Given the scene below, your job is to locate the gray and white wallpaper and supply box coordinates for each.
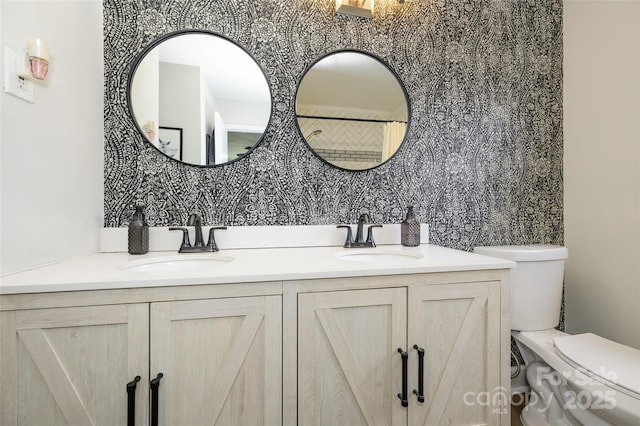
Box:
[104,0,564,252]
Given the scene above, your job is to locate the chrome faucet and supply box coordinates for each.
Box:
[169,213,227,253]
[187,213,204,247]
[337,213,382,248]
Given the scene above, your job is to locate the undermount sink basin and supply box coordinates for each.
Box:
[121,254,234,272]
[335,249,424,264]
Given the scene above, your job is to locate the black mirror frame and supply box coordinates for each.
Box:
[126,29,273,168]
[294,49,411,172]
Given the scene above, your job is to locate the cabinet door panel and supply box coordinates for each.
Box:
[1,304,149,426]
[408,282,502,426]
[151,295,282,426]
[298,288,407,426]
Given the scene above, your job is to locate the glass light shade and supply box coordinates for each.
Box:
[29,57,49,80]
[27,38,50,80]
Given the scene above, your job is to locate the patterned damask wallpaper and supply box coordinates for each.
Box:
[104,0,564,251]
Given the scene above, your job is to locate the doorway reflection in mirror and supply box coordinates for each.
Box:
[129,31,271,166]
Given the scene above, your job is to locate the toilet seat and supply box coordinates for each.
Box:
[514,330,640,425]
[553,333,640,399]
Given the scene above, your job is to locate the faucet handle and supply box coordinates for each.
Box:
[206,226,227,252]
[169,227,191,252]
[337,225,354,248]
[186,214,205,247]
[366,224,383,247]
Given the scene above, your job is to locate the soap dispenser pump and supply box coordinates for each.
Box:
[401,206,420,247]
[128,205,149,255]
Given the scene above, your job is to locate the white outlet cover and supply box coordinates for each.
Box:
[3,46,34,103]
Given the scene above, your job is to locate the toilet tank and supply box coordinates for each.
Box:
[474,245,569,331]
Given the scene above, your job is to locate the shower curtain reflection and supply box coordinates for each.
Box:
[382,121,406,161]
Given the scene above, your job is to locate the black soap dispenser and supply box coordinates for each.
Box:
[128,205,149,255]
[401,206,420,247]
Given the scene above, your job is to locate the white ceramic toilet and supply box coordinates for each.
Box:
[473,245,640,426]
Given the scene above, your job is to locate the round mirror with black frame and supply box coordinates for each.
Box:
[128,30,272,167]
[295,50,410,171]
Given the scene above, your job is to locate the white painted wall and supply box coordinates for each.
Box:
[564,0,640,349]
[0,1,103,275]
[131,48,159,147]
[159,62,201,164]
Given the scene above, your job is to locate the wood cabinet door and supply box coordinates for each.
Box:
[407,281,503,426]
[298,288,408,426]
[150,295,282,426]
[0,304,149,426]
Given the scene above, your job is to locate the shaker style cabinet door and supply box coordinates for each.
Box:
[407,281,503,426]
[150,295,282,426]
[0,304,150,426]
[297,288,408,426]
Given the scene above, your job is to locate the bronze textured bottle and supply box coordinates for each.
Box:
[128,205,149,254]
[401,206,420,247]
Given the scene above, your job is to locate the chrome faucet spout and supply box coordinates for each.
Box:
[355,213,370,243]
[170,213,227,253]
[337,213,380,248]
[187,213,204,247]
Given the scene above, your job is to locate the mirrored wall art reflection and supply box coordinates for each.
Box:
[158,126,182,160]
[128,30,272,166]
[295,50,410,171]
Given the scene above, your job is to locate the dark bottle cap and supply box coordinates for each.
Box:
[131,205,147,224]
[405,206,415,220]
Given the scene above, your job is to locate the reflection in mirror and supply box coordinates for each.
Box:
[296,51,409,170]
[129,31,271,166]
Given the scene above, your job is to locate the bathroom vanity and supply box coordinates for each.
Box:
[0,241,513,425]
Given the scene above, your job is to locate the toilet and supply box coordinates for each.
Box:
[473,245,640,426]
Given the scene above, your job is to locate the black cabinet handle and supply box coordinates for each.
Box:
[126,376,141,426]
[413,345,425,403]
[150,373,164,426]
[397,348,409,407]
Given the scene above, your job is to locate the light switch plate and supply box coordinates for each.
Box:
[3,46,34,103]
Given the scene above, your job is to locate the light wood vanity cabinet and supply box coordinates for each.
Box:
[297,287,408,425]
[1,268,508,426]
[1,287,282,426]
[289,272,509,426]
[1,303,150,425]
[151,296,282,425]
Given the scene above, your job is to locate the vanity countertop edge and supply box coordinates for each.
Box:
[0,244,515,295]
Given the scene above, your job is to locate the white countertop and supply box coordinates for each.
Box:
[0,244,514,295]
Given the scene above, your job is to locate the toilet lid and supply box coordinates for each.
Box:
[554,333,640,399]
